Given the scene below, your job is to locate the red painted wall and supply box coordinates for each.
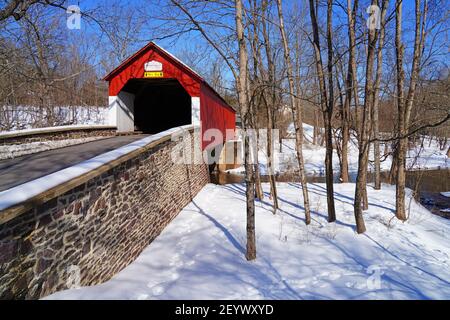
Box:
[105,43,236,150]
[107,47,201,97]
[200,84,236,149]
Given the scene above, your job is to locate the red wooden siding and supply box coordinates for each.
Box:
[104,42,236,150]
[106,44,201,97]
[200,84,236,149]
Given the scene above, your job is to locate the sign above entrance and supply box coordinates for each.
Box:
[144,71,164,78]
[144,60,163,72]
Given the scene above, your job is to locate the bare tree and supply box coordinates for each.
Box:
[347,0,362,140]
[170,0,257,260]
[236,0,256,260]
[394,0,428,220]
[354,0,383,234]
[372,0,389,190]
[251,0,279,211]
[276,0,311,224]
[247,0,264,201]
[340,0,360,183]
[308,0,336,222]
[0,0,61,21]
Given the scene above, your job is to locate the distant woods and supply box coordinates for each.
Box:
[0,0,163,129]
[0,3,109,111]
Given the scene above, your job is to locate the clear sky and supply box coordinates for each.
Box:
[8,0,444,81]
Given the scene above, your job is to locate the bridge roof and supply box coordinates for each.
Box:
[103,42,234,112]
[103,42,202,82]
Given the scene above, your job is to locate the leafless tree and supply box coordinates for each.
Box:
[169,0,257,260]
[308,0,336,222]
[276,0,311,224]
[372,0,389,190]
[353,0,383,234]
[394,0,428,221]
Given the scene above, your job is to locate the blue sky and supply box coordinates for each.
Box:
[4,0,443,80]
[72,0,437,62]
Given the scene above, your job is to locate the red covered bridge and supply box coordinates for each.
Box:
[104,42,236,149]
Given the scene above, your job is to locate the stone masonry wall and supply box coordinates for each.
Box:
[0,130,209,299]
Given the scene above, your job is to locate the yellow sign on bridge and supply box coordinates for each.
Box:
[144,71,164,78]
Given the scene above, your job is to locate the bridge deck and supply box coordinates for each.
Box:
[0,135,149,192]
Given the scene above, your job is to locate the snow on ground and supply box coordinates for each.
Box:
[277,135,448,174]
[0,136,107,160]
[229,123,449,176]
[441,192,450,198]
[0,105,108,132]
[46,182,450,300]
[0,124,114,137]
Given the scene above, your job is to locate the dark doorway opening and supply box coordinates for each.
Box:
[121,78,191,133]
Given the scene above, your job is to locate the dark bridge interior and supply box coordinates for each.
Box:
[122,78,191,133]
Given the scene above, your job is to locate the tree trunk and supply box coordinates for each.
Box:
[326,0,336,222]
[395,0,428,221]
[252,129,264,200]
[341,84,350,183]
[347,0,361,140]
[259,0,278,212]
[372,0,389,190]
[354,0,381,233]
[313,108,319,145]
[394,0,407,221]
[235,0,256,260]
[389,142,398,184]
[247,11,264,202]
[266,104,279,212]
[276,0,311,224]
[244,133,256,259]
[309,0,336,222]
[341,0,359,185]
[254,159,264,199]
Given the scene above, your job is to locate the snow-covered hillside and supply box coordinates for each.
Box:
[0,106,108,132]
[231,123,449,176]
[46,182,450,300]
[0,136,107,160]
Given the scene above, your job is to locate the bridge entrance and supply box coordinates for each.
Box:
[105,42,236,149]
[118,78,191,133]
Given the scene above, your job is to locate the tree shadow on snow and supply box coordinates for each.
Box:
[288,182,396,214]
[191,200,246,255]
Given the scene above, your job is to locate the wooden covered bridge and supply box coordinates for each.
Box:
[104,42,236,148]
[0,43,239,299]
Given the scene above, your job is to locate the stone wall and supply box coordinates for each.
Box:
[0,128,209,299]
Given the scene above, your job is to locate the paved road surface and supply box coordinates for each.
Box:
[0,135,149,192]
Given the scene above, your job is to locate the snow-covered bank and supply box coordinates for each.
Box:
[278,135,449,174]
[0,124,114,138]
[0,105,108,132]
[230,124,449,176]
[46,182,450,300]
[0,136,107,160]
